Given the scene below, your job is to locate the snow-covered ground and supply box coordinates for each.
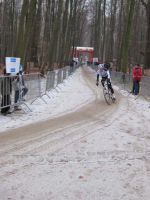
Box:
[0,69,94,133]
[0,67,150,200]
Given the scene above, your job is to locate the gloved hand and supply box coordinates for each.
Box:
[96,82,99,86]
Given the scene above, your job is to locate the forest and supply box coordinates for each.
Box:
[0,0,150,74]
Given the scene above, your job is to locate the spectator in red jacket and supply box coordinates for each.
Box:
[132,64,142,95]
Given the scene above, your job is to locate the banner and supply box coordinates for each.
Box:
[5,57,21,74]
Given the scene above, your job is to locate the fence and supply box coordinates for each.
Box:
[0,64,79,114]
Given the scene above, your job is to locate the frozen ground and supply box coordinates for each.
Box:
[0,66,150,200]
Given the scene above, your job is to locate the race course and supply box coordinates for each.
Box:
[0,67,149,200]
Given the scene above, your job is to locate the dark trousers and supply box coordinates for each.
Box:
[15,87,28,104]
[1,95,11,113]
[101,77,114,94]
[22,87,28,96]
[15,90,19,103]
[132,80,140,95]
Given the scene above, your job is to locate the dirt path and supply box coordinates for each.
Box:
[0,67,121,158]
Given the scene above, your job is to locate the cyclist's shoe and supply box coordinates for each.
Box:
[96,82,99,86]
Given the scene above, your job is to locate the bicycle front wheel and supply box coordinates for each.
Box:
[103,88,112,105]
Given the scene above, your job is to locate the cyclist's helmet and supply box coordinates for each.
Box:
[104,62,110,70]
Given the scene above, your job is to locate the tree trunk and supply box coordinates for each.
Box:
[145,0,150,68]
[107,0,117,62]
[102,0,106,61]
[120,0,135,73]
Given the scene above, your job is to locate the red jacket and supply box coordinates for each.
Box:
[133,66,142,81]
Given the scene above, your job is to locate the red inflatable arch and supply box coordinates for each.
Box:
[73,47,94,63]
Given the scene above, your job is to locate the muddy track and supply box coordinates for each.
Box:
[0,67,122,178]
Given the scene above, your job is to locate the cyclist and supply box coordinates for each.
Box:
[96,62,116,100]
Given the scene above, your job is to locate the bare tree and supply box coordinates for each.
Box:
[120,0,136,73]
[140,0,150,69]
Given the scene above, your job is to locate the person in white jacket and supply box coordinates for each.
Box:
[96,62,115,99]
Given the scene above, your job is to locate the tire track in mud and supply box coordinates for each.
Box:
[0,104,119,178]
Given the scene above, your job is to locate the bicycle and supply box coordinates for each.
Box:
[103,81,116,105]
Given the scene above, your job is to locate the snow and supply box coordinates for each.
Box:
[0,67,150,200]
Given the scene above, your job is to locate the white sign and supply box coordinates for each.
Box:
[5,57,21,74]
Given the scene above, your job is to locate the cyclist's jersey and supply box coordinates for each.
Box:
[97,64,110,79]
